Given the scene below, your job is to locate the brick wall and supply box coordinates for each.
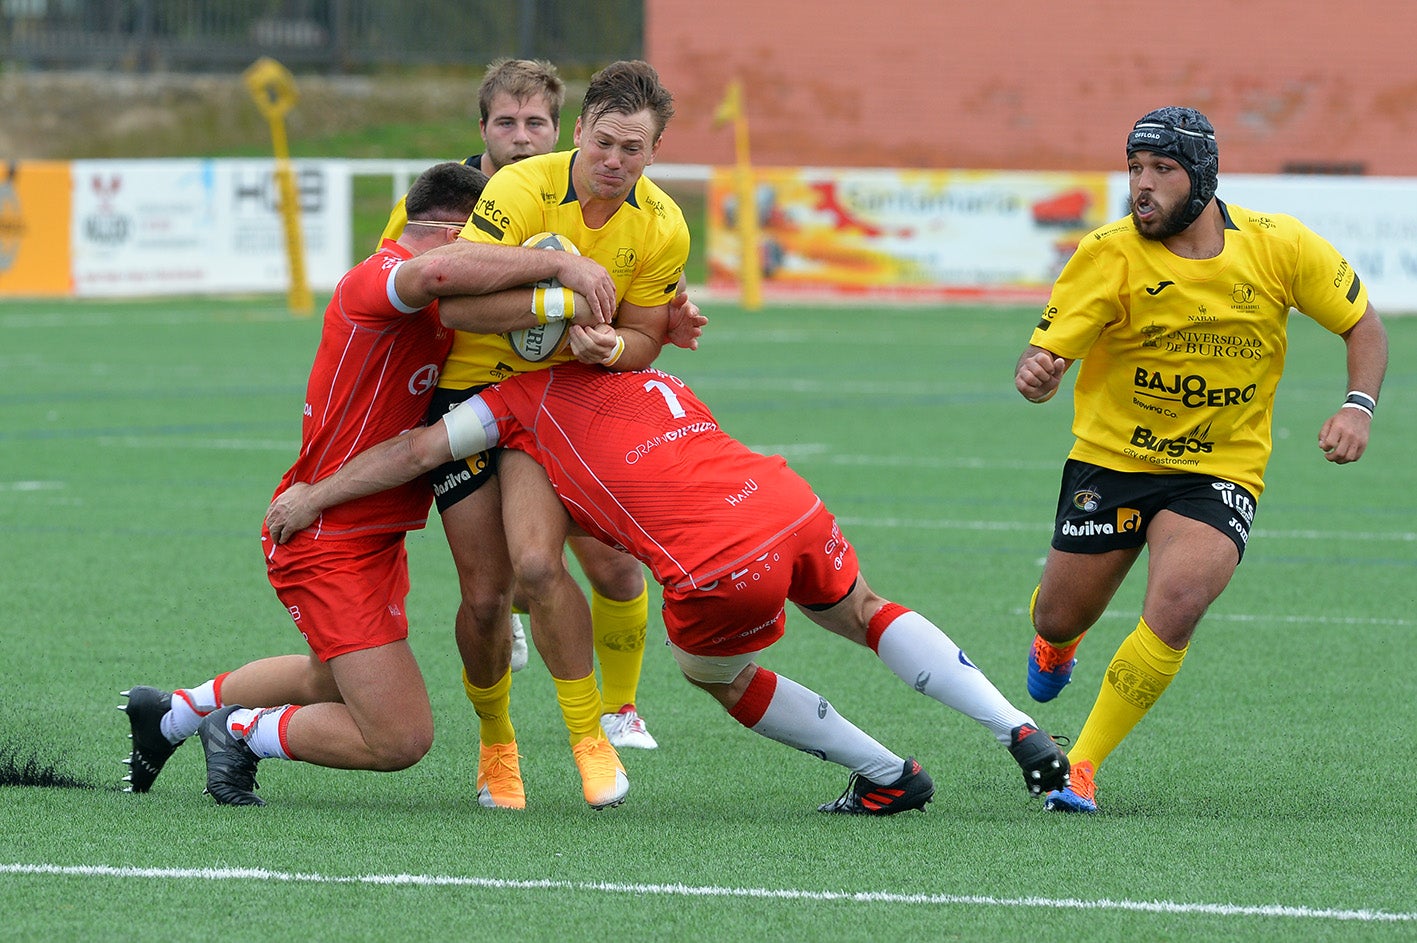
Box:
[647,0,1417,176]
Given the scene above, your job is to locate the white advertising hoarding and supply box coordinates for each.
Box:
[70,158,351,297]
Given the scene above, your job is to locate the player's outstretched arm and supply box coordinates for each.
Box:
[1015,345,1071,403]
[395,241,615,323]
[437,285,602,334]
[264,401,498,544]
[1317,305,1388,465]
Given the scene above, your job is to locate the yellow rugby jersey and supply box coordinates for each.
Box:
[442,149,689,387]
[1030,201,1367,496]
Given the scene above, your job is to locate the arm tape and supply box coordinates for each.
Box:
[532,286,573,324]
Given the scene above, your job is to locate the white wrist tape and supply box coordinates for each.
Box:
[532,286,573,324]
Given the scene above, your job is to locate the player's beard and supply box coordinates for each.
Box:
[1128,195,1192,241]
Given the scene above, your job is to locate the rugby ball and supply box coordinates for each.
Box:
[506,232,579,362]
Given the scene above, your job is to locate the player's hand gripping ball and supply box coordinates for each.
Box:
[506,232,579,362]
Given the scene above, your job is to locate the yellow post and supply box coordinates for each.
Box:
[714,80,761,310]
[242,57,313,316]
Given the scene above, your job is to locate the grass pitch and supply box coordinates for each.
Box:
[1,296,1413,941]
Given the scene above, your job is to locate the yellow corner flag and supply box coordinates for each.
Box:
[714,81,760,310]
[242,57,313,317]
[713,81,742,126]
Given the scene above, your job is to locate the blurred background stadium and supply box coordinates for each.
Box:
[4,0,1417,313]
[7,0,1417,172]
[2,0,1417,311]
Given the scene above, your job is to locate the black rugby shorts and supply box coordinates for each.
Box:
[425,385,498,513]
[1051,459,1257,561]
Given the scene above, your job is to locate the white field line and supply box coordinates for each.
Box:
[1,864,1413,924]
[752,443,1055,470]
[0,310,291,329]
[6,470,1414,549]
[92,436,297,451]
[41,436,1417,539]
[1006,608,1416,629]
[836,516,1417,544]
[0,481,66,492]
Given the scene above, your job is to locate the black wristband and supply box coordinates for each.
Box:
[1345,391,1376,414]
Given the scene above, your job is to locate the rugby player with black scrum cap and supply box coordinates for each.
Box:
[1013,106,1389,813]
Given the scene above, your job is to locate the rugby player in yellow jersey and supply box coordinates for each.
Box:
[429,59,691,809]
[1014,106,1389,813]
[381,60,702,810]
[382,61,565,705]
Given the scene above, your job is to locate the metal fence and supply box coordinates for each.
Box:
[0,0,642,72]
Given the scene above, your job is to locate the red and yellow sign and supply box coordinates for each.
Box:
[708,167,1111,303]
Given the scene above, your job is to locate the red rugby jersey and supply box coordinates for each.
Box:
[484,362,821,591]
[274,240,452,538]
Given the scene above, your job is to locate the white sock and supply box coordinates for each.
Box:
[733,669,903,784]
[873,607,1033,744]
[227,706,297,761]
[161,678,220,743]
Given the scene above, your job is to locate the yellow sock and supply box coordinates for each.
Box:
[553,672,605,745]
[592,584,649,714]
[1070,616,1187,770]
[463,667,515,745]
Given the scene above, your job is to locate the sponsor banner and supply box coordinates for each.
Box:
[0,161,73,296]
[1108,173,1417,313]
[708,167,1111,302]
[70,158,351,297]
